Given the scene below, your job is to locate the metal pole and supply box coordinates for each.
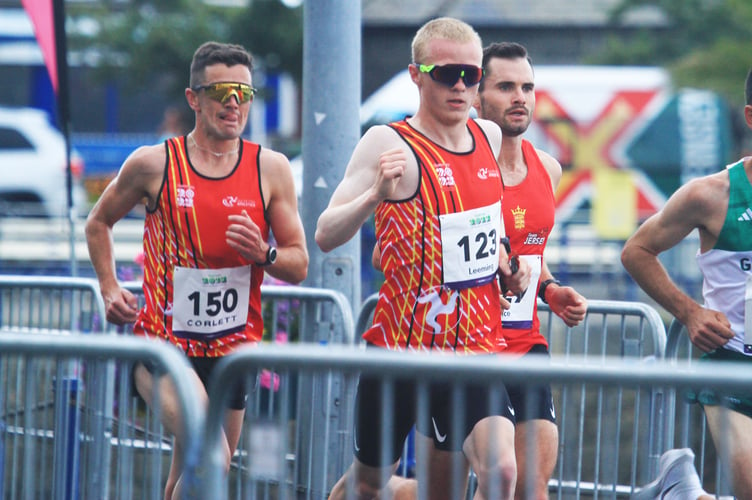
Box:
[299,0,361,496]
[0,357,4,498]
[300,0,362,307]
[52,0,77,276]
[53,373,81,500]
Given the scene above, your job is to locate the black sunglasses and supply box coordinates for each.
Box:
[416,63,484,87]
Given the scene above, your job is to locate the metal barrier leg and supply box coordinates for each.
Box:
[0,357,4,498]
[398,427,416,478]
[84,360,115,500]
[53,375,82,500]
[0,418,4,499]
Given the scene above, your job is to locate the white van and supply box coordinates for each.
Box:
[0,106,86,218]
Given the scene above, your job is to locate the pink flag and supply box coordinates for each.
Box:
[21,0,58,93]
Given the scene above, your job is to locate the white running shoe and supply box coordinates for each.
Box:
[631,448,697,500]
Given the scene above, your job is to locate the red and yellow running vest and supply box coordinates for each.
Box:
[364,119,505,354]
[133,136,267,357]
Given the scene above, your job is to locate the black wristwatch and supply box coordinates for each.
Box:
[538,278,561,304]
[259,245,277,266]
[499,236,519,274]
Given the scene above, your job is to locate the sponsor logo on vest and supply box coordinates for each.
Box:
[222,196,257,208]
[435,163,456,188]
[524,232,546,246]
[177,184,195,208]
[477,167,500,180]
[738,207,752,221]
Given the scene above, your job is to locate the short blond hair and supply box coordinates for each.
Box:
[411,17,482,64]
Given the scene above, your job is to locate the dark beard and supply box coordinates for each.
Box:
[500,124,527,137]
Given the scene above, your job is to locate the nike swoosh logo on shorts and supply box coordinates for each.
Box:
[661,481,679,498]
[432,417,447,443]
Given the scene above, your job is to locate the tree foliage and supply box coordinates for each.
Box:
[595,0,752,105]
[67,0,303,102]
[229,0,304,82]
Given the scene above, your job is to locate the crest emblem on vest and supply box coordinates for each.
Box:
[512,205,526,229]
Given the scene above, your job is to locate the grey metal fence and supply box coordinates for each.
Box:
[0,275,178,498]
[664,318,735,498]
[119,280,357,499]
[1,276,708,499]
[0,275,105,334]
[538,299,667,497]
[356,294,668,498]
[0,332,203,500]
[0,276,355,499]
[201,343,751,500]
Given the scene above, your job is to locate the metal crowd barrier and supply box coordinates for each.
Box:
[119,280,356,498]
[0,276,176,498]
[356,296,666,358]
[356,294,668,498]
[0,332,203,500]
[201,343,751,500]
[0,275,105,334]
[0,275,681,499]
[664,319,734,498]
[538,299,668,497]
[0,275,355,499]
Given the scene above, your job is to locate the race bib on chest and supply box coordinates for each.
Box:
[172,265,251,340]
[745,275,752,354]
[440,201,501,289]
[502,255,542,329]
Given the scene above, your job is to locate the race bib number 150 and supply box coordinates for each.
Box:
[172,265,251,340]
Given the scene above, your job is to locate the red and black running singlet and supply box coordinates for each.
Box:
[132,136,268,357]
[363,119,506,354]
[501,139,555,352]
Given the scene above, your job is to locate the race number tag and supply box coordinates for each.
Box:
[502,255,542,330]
[172,265,251,340]
[440,201,501,289]
[745,275,752,353]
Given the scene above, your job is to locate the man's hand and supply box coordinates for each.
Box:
[499,294,511,311]
[102,287,139,326]
[373,148,406,202]
[547,285,587,327]
[226,210,267,263]
[498,237,530,295]
[684,307,735,352]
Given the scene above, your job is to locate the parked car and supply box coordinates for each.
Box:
[0,106,86,218]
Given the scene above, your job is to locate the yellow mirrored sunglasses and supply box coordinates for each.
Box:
[192,82,257,104]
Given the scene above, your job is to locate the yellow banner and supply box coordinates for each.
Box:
[592,169,637,240]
